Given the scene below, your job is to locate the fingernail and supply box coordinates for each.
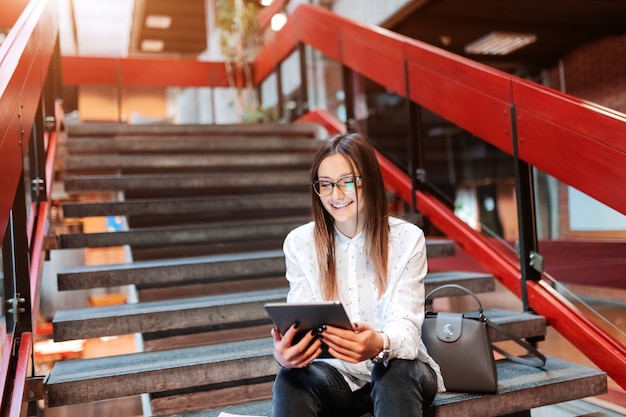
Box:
[294,321,300,329]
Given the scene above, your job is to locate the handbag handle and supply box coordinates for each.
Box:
[425,283,485,318]
[425,284,546,368]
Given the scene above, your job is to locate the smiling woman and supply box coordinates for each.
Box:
[269,132,444,417]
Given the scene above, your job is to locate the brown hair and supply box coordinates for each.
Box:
[310,133,390,300]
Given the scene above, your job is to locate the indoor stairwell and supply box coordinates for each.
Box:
[42,122,607,417]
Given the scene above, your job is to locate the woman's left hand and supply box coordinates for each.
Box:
[320,322,385,363]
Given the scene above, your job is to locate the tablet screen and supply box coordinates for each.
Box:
[264,302,352,358]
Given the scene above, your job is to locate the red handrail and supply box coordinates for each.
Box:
[8,333,32,417]
[297,108,626,389]
[376,149,626,389]
[0,0,59,236]
[0,0,59,413]
[61,56,234,88]
[253,4,626,216]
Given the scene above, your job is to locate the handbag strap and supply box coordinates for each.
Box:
[485,318,547,368]
[425,284,546,368]
[425,284,485,318]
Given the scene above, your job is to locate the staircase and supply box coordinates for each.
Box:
[43,122,607,417]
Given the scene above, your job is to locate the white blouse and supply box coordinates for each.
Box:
[283,216,445,392]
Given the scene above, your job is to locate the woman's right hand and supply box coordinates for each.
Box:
[272,324,323,368]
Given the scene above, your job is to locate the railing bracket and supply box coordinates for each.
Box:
[26,376,45,401]
[7,294,26,315]
[415,168,426,184]
[529,251,544,273]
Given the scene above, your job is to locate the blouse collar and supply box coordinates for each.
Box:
[335,226,366,251]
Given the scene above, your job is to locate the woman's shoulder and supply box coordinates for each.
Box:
[285,221,315,241]
[388,216,424,239]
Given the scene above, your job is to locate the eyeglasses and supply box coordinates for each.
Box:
[312,175,361,197]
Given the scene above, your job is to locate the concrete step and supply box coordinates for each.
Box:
[44,337,277,407]
[66,122,323,138]
[64,152,315,171]
[60,193,311,219]
[56,241,478,290]
[44,337,605,415]
[51,273,519,345]
[56,216,309,249]
[62,170,311,194]
[65,136,321,154]
[52,285,545,345]
[154,357,605,417]
[52,288,288,342]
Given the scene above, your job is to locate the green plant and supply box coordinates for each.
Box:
[216,0,262,122]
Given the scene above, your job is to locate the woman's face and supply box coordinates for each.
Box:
[316,153,365,238]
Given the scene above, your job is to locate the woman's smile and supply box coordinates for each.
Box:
[317,153,365,237]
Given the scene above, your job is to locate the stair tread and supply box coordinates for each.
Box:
[52,277,542,342]
[60,193,311,218]
[45,335,605,414]
[153,359,607,417]
[57,240,461,290]
[65,153,316,170]
[66,136,322,154]
[57,216,310,249]
[62,170,312,192]
[66,122,323,138]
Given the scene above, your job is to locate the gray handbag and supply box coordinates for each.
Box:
[422,284,546,393]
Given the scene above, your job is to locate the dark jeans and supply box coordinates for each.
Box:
[270,359,438,417]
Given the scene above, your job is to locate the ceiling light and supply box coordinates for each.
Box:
[271,13,287,31]
[141,39,164,52]
[464,31,537,56]
[145,15,172,29]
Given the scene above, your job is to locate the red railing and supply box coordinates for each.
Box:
[254,4,626,216]
[4,2,625,413]
[0,0,60,413]
[263,6,626,388]
[305,106,626,389]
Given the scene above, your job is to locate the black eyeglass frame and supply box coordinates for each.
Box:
[312,175,362,197]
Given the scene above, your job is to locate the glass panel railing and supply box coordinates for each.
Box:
[305,48,346,124]
[533,168,626,354]
[0,243,5,344]
[280,48,302,121]
[261,72,280,122]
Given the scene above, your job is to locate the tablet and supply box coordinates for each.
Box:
[264,301,352,358]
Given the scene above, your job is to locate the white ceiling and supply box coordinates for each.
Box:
[59,0,135,57]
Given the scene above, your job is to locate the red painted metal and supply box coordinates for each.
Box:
[0,0,29,27]
[376,152,626,389]
[512,79,626,214]
[296,110,346,135]
[259,0,291,30]
[253,3,626,215]
[8,332,32,417]
[61,56,234,88]
[29,201,48,327]
[0,333,14,408]
[0,0,58,249]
